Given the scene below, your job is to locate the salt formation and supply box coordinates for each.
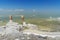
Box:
[0,16,24,40]
[27,23,38,29]
[0,15,38,40]
[0,15,60,40]
[6,16,23,32]
[21,15,27,26]
[21,15,38,29]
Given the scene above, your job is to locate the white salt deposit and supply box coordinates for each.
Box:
[0,20,23,36]
[6,20,23,31]
[0,20,60,40]
[23,22,27,26]
[27,23,38,29]
[6,20,18,26]
[22,22,38,29]
[15,38,19,40]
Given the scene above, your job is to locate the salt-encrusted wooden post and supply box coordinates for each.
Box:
[9,15,13,22]
[21,15,24,23]
[10,15,12,20]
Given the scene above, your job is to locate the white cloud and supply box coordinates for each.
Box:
[0,9,24,12]
[33,9,35,12]
[0,9,4,11]
[14,9,24,12]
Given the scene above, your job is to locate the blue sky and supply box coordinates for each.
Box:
[0,0,60,13]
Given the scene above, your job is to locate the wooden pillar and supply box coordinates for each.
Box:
[9,15,13,22]
[9,15,12,20]
[21,15,24,23]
